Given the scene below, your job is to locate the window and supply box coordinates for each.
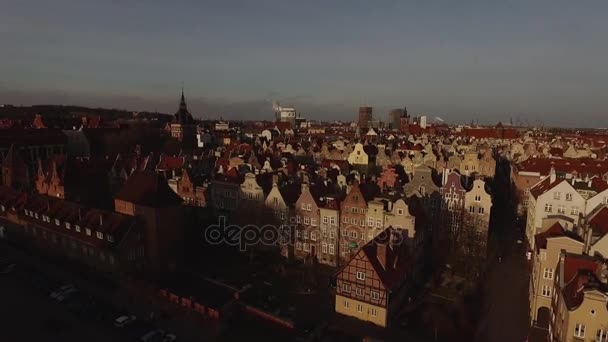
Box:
[65,222,71,229]
[574,323,585,338]
[356,271,365,280]
[376,219,382,228]
[469,206,475,213]
[54,219,60,226]
[397,208,404,215]
[356,304,363,313]
[304,216,310,225]
[554,192,561,200]
[479,207,485,214]
[542,285,551,297]
[323,216,329,224]
[107,235,114,243]
[475,195,481,202]
[570,207,579,215]
[303,230,309,239]
[296,230,301,238]
[356,288,363,296]
[419,186,426,195]
[566,193,573,201]
[343,284,351,292]
[596,329,607,342]
[322,243,327,253]
[310,231,317,241]
[75,225,81,233]
[329,244,334,255]
[303,243,309,252]
[306,204,312,211]
[544,204,553,213]
[311,218,317,226]
[329,231,335,239]
[350,230,357,238]
[343,216,348,223]
[370,308,377,317]
[343,300,349,309]
[85,228,92,236]
[301,203,306,210]
[296,242,302,250]
[367,218,374,227]
[557,206,565,214]
[371,291,379,300]
[543,267,554,280]
[330,216,336,225]
[96,232,104,240]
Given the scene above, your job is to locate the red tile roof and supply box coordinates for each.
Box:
[114,171,183,207]
[529,177,562,199]
[589,206,608,236]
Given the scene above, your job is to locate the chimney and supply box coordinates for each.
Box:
[99,213,103,226]
[377,243,388,270]
[78,207,82,221]
[549,167,556,184]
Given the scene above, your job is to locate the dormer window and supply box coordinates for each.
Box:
[85,228,92,236]
[75,225,81,233]
[54,219,60,226]
[34,213,39,219]
[107,235,114,243]
[96,232,104,240]
[65,222,71,230]
[0,205,5,212]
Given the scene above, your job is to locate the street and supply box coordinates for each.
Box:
[474,157,530,342]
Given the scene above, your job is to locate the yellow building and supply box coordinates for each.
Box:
[335,227,411,327]
[550,252,608,342]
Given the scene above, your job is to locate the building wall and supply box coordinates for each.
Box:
[529,237,584,324]
[318,207,339,266]
[335,294,387,327]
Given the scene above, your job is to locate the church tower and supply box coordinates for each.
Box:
[170,89,196,147]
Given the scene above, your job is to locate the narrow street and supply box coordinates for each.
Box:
[474,157,530,342]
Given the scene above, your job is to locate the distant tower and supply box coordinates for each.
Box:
[399,106,410,132]
[170,89,196,146]
[2,144,29,189]
[358,107,372,131]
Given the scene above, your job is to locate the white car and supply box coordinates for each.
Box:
[162,333,177,342]
[49,284,76,300]
[114,315,137,327]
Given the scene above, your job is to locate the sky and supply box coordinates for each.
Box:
[1,0,607,127]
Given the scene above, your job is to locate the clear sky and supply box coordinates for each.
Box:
[1,0,607,127]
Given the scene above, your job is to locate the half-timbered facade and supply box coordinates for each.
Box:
[335,227,411,327]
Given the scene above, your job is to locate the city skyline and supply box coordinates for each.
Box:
[2,0,608,127]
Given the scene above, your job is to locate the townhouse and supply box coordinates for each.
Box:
[335,227,411,327]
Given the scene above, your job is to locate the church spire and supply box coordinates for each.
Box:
[179,87,187,111]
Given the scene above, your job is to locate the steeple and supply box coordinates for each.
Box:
[179,87,188,112]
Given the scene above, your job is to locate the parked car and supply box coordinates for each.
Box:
[162,333,177,342]
[0,263,16,274]
[56,287,79,302]
[139,329,165,342]
[114,315,137,328]
[49,284,76,300]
